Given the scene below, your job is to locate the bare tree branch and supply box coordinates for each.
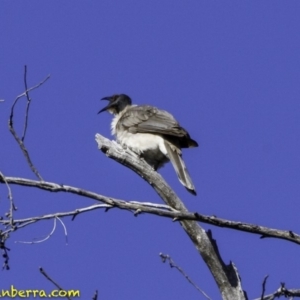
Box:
[0,175,299,246]
[160,253,211,299]
[0,235,10,270]
[260,275,269,300]
[92,290,98,300]
[39,267,72,300]
[56,217,68,244]
[95,134,246,300]
[254,282,300,300]
[8,66,50,181]
[17,218,57,244]
[0,171,16,227]
[22,65,32,141]
[16,217,67,244]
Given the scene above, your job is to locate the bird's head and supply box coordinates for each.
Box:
[98,94,132,115]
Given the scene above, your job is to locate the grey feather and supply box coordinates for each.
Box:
[118,105,198,148]
[164,141,196,195]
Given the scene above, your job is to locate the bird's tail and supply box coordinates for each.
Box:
[164,141,197,195]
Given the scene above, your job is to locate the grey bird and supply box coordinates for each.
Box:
[98,94,198,195]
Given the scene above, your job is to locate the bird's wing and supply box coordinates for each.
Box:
[118,105,187,137]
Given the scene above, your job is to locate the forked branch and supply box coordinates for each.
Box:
[8,65,50,181]
[1,175,298,246]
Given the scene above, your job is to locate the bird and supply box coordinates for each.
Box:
[98,94,198,195]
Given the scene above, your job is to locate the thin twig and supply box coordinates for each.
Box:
[39,267,72,300]
[92,290,98,300]
[13,220,37,233]
[16,218,57,244]
[22,65,31,141]
[56,217,68,245]
[261,275,269,300]
[1,204,111,235]
[0,171,16,227]
[8,66,50,181]
[159,253,211,300]
[0,234,10,270]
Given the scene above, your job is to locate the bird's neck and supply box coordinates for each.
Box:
[110,105,130,136]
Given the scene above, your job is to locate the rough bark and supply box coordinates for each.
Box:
[95,133,246,300]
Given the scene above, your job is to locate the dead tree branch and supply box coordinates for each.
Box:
[8,66,50,181]
[0,175,299,246]
[95,134,246,300]
[92,290,98,300]
[0,171,16,227]
[39,267,72,300]
[0,236,10,270]
[160,253,211,299]
[260,275,269,300]
[254,282,300,300]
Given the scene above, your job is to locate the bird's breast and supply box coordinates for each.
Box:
[111,111,169,169]
[115,129,169,169]
[117,131,167,154]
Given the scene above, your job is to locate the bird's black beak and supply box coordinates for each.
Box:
[98,96,113,114]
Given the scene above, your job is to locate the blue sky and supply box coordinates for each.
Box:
[1,1,300,299]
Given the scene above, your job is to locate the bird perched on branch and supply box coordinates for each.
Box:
[98,94,198,195]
